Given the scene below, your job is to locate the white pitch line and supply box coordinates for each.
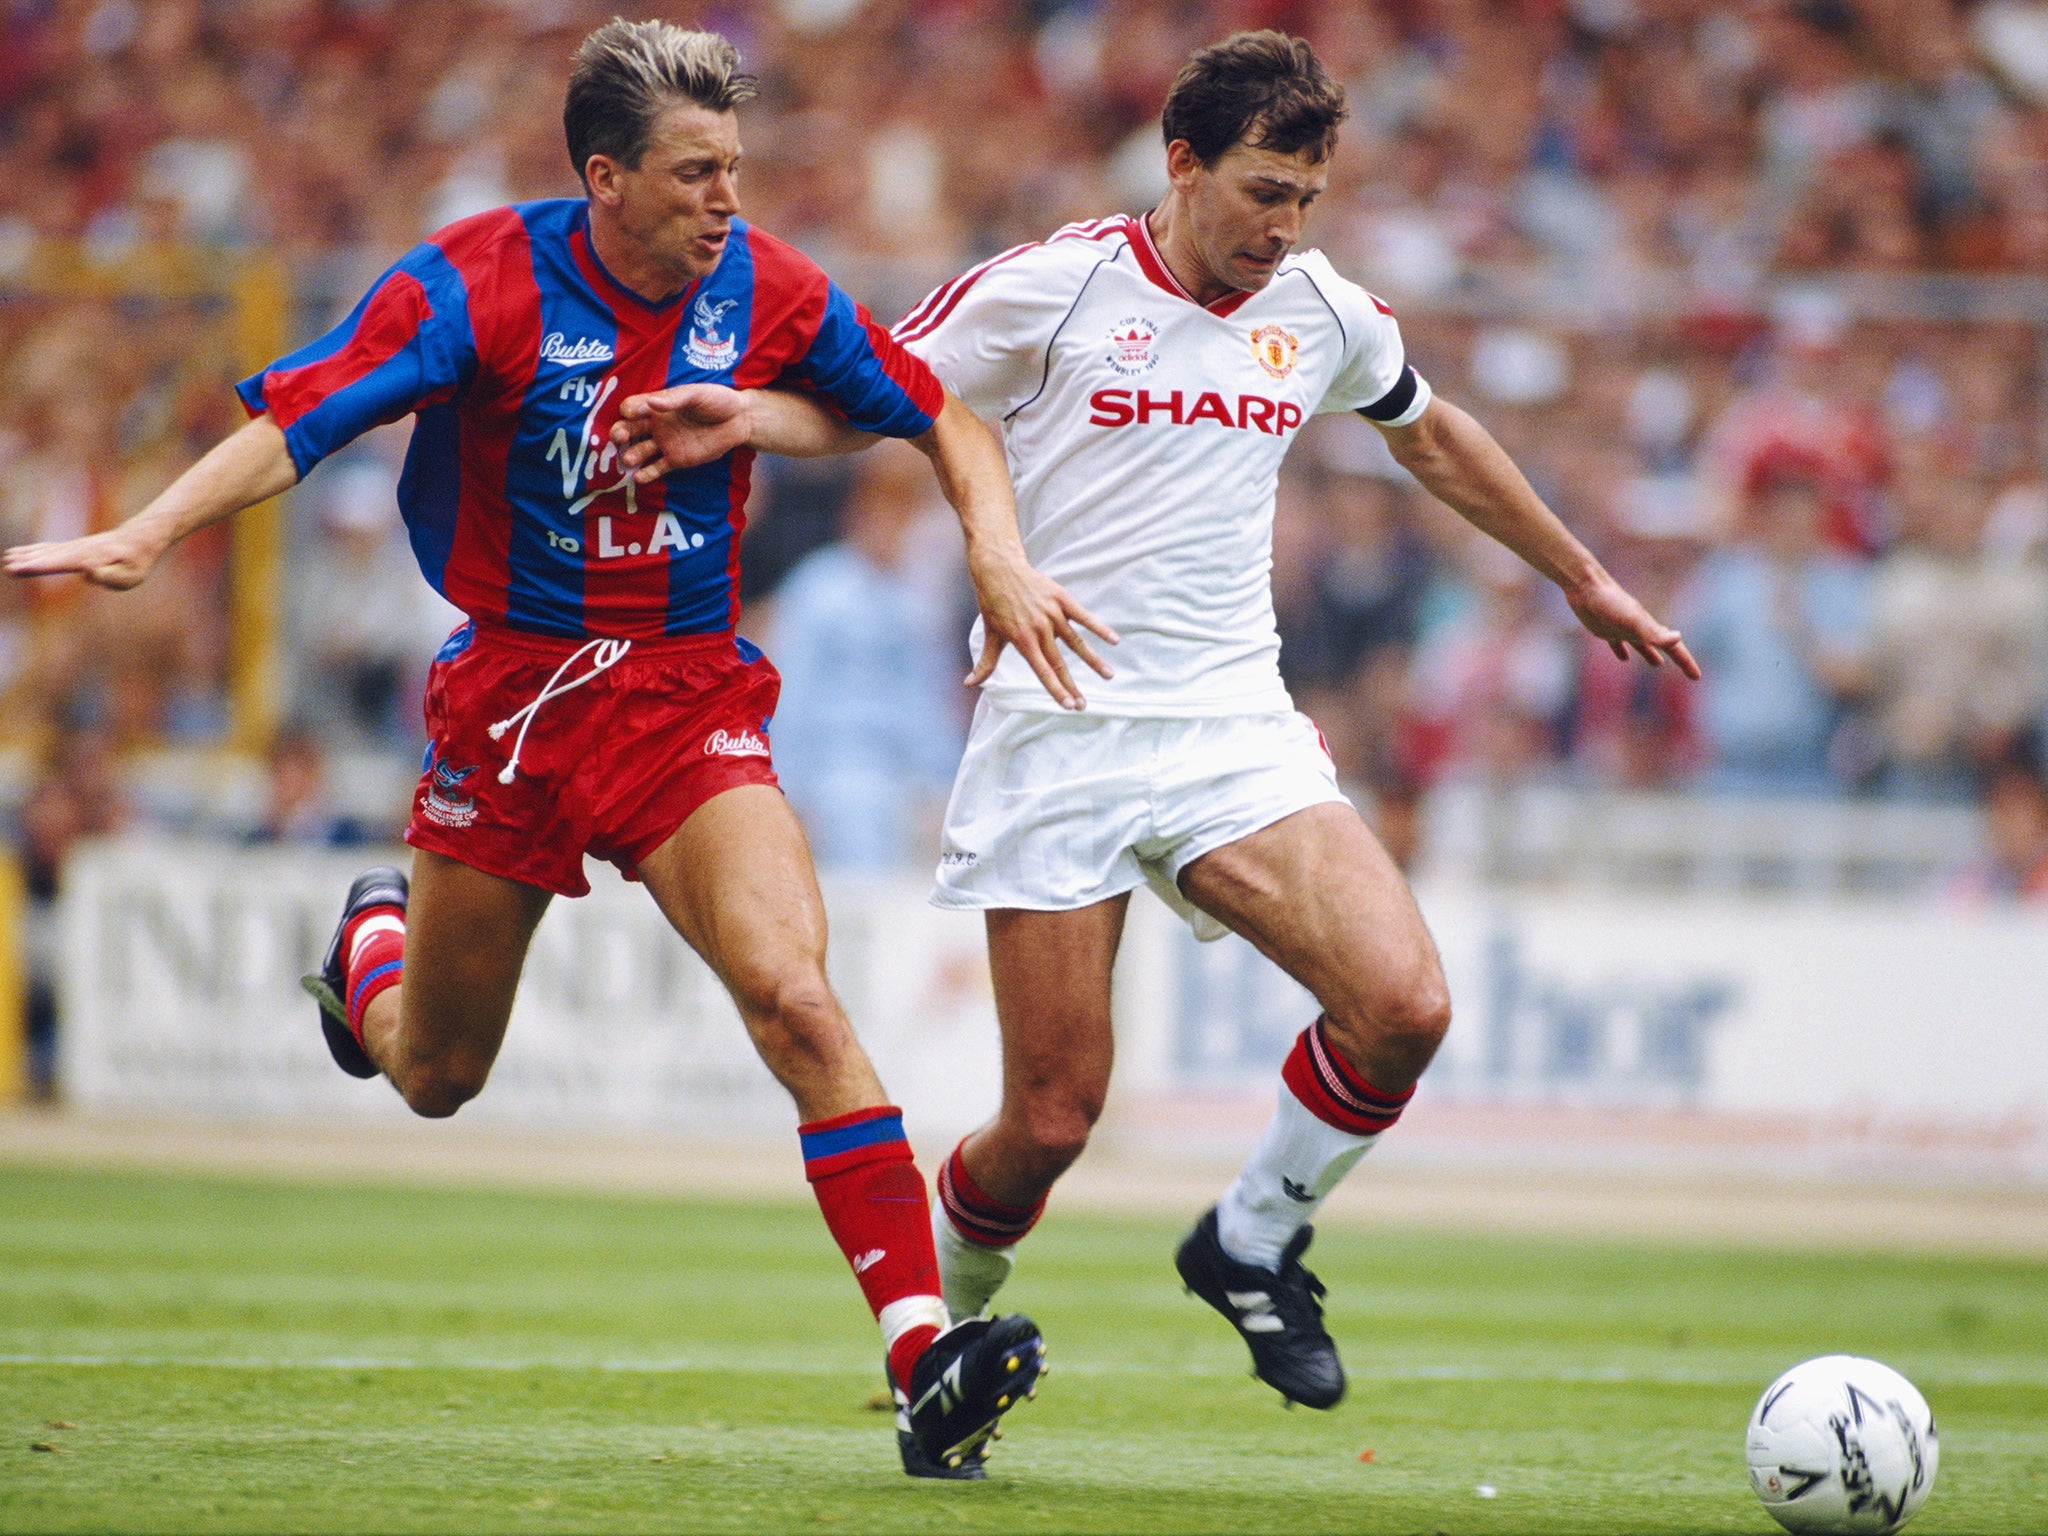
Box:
[4,1354,2046,1387]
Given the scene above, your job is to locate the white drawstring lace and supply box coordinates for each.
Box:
[486,638,632,783]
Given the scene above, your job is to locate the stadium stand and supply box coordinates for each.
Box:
[1,0,2043,904]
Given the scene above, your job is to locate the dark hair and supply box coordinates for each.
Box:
[1160,31,1346,168]
[564,19,758,188]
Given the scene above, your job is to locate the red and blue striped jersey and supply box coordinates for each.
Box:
[237,199,942,640]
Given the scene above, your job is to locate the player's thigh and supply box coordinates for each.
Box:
[1177,801,1443,1022]
[635,783,832,1012]
[398,848,554,1068]
[984,898,1126,1107]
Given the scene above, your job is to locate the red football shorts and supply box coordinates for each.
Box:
[404,621,782,897]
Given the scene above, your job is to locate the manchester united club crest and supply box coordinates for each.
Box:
[1106,316,1161,376]
[1250,323,1299,380]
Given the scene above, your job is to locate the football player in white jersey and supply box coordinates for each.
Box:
[611,31,1697,1416]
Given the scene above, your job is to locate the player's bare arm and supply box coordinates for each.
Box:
[1377,396,1702,679]
[3,413,297,589]
[613,381,1119,710]
[913,391,1118,707]
[614,381,867,468]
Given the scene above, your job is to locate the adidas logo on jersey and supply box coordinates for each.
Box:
[1105,316,1161,376]
[1088,388,1305,436]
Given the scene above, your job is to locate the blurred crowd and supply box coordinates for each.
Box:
[1,0,2046,918]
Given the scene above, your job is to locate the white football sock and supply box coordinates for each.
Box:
[931,1195,1016,1321]
[1214,1087,1379,1270]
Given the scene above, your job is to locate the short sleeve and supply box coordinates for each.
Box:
[787,281,942,439]
[895,244,1086,421]
[237,243,478,479]
[1302,258,1431,427]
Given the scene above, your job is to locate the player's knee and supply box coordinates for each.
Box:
[1377,971,1452,1065]
[398,1058,488,1118]
[739,969,848,1066]
[1327,968,1451,1078]
[1016,1085,1105,1172]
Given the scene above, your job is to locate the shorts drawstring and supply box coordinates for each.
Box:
[487,638,632,783]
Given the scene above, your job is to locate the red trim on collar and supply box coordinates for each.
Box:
[570,224,698,318]
[1128,213,1257,318]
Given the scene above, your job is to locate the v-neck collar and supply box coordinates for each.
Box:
[1128,211,1257,319]
[570,205,703,317]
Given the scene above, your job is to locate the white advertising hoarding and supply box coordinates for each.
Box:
[54,840,2048,1178]
[56,840,1003,1139]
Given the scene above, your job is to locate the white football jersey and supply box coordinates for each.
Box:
[896,212,1430,716]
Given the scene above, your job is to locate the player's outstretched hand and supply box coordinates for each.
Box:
[611,384,753,483]
[966,545,1118,710]
[1566,568,1701,679]
[4,525,166,590]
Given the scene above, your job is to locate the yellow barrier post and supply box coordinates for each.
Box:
[228,253,291,755]
[0,850,24,1103]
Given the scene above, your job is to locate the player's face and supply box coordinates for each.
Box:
[588,102,743,288]
[1168,138,1328,293]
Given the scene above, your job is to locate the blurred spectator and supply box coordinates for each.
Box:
[247,728,373,847]
[1570,486,1709,788]
[1951,737,2048,902]
[1680,473,1874,794]
[765,440,968,869]
[13,723,128,1100]
[1866,442,2048,799]
[1404,546,1577,788]
[1280,464,1431,789]
[1696,294,1893,554]
[289,432,461,747]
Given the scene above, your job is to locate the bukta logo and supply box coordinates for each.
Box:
[705,728,770,757]
[1106,316,1161,376]
[540,332,614,366]
[1249,324,1298,380]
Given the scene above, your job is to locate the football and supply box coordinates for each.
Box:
[1746,1355,1939,1534]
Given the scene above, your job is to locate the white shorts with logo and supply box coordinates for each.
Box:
[932,701,1348,940]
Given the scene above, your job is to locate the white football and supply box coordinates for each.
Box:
[1746,1355,1939,1534]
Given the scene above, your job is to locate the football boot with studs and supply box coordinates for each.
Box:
[903,1314,1045,1472]
[1176,1205,1345,1409]
[891,1371,984,1480]
[300,866,408,1079]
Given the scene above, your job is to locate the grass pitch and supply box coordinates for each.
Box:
[2,1163,2045,1534]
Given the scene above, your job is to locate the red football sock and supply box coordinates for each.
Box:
[342,904,406,1048]
[938,1139,1046,1248]
[799,1106,948,1392]
[1281,1016,1414,1134]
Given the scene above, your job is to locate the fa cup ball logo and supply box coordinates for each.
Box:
[1106,317,1160,377]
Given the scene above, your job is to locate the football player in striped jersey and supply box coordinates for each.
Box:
[3,18,1108,1477]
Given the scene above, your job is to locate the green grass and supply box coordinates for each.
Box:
[2,1164,2044,1533]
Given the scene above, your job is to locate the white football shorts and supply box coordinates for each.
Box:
[932,701,1349,940]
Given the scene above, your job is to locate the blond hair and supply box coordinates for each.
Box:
[564,19,758,187]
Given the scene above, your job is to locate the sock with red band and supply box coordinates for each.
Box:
[931,1140,1046,1320]
[342,905,406,1050]
[1216,1017,1415,1269]
[799,1106,948,1392]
